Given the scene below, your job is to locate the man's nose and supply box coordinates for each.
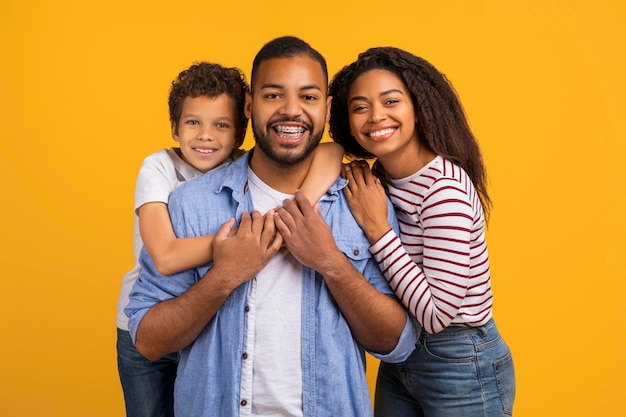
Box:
[278,95,302,117]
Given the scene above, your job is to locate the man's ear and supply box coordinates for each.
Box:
[171,121,179,141]
[325,95,332,123]
[244,92,252,119]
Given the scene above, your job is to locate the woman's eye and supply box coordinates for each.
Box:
[186,120,199,125]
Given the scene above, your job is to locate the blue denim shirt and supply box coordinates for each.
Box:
[126,152,417,417]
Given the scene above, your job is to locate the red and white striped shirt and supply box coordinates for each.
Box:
[370,156,493,334]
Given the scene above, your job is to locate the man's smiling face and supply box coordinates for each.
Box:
[247,55,331,165]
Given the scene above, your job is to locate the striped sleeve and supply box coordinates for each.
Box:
[370,177,474,334]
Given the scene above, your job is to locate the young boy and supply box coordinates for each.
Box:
[115,61,343,417]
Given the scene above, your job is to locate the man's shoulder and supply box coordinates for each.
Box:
[173,167,226,198]
[170,157,246,204]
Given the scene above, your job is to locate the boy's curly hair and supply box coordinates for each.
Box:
[169,62,249,146]
[329,47,491,218]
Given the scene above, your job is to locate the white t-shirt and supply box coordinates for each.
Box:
[115,148,230,330]
[241,167,303,417]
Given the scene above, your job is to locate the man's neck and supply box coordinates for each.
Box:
[248,148,312,194]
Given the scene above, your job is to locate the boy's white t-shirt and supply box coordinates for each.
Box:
[243,167,304,417]
[115,148,230,330]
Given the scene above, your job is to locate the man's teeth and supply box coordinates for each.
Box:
[275,125,305,139]
[369,128,394,138]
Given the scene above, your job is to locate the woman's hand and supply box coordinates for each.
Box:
[342,161,392,244]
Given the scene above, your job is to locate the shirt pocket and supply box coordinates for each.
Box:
[335,238,372,272]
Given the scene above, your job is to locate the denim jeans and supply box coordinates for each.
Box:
[374,319,515,417]
[116,328,179,417]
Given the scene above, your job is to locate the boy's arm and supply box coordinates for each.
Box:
[132,211,283,360]
[139,202,215,275]
[299,142,344,203]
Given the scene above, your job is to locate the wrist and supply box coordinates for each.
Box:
[364,223,392,244]
[313,247,350,279]
[201,264,241,297]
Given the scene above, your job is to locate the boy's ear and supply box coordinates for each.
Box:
[244,92,252,119]
[171,121,179,141]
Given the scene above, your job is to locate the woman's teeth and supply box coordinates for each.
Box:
[368,128,394,138]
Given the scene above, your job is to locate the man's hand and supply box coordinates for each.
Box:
[274,190,407,354]
[273,191,341,274]
[213,210,283,291]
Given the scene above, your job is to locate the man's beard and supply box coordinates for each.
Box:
[251,117,324,166]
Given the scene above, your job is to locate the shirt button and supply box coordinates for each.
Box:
[245,305,250,312]
[241,400,247,406]
[242,353,248,359]
[353,249,360,256]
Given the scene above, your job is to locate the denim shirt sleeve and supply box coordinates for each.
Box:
[125,246,199,344]
[124,157,245,345]
[323,181,418,364]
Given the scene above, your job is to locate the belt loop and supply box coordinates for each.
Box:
[478,326,487,339]
[416,329,425,347]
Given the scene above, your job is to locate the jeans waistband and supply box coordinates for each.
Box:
[420,318,496,340]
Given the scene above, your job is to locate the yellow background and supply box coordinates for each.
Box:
[1,1,624,416]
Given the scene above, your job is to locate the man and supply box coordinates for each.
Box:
[126,36,417,417]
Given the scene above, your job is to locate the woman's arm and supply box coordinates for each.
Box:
[342,162,474,334]
[138,202,215,275]
[299,142,344,203]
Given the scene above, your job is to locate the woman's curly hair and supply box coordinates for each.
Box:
[329,47,492,218]
[168,62,249,147]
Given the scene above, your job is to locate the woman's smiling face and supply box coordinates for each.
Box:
[347,69,419,160]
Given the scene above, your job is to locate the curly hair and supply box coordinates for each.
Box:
[329,47,491,218]
[168,62,249,146]
[250,36,328,92]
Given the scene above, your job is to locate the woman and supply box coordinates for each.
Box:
[329,47,516,417]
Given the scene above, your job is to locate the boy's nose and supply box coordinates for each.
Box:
[198,128,214,140]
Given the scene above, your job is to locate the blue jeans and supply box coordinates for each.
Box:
[116,328,179,417]
[374,319,515,417]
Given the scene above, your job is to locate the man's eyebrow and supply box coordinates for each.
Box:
[260,83,284,90]
[260,83,323,91]
[299,84,323,92]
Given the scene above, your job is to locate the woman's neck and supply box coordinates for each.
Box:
[379,139,436,179]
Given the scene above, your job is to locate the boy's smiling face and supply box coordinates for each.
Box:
[172,94,239,173]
